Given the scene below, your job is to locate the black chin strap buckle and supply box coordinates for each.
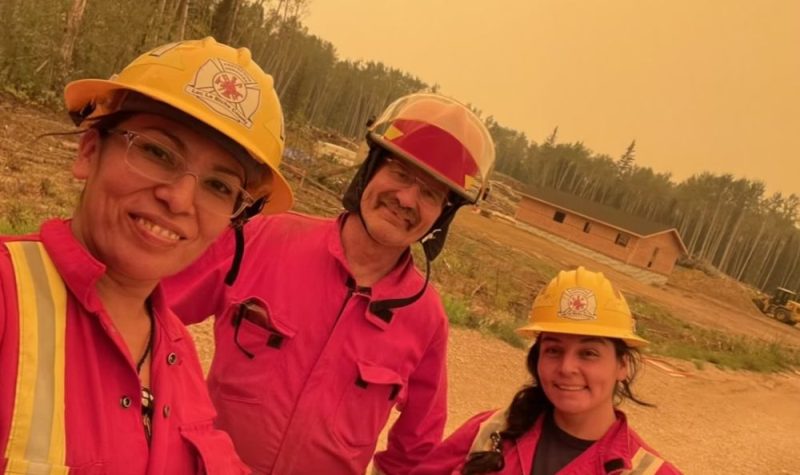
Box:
[367,253,432,324]
[421,228,441,244]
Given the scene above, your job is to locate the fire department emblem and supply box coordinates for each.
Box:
[558,288,598,321]
[186,58,260,128]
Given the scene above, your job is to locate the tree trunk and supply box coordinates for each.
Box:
[57,0,89,87]
[718,210,746,272]
[147,0,169,46]
[176,0,190,40]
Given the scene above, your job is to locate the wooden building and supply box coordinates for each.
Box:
[515,188,687,276]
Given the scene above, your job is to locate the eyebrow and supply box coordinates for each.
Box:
[139,126,246,182]
[397,161,448,194]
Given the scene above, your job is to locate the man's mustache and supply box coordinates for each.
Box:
[378,194,420,228]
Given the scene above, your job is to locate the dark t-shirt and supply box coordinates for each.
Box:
[532,412,595,475]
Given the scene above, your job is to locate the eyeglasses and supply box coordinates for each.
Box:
[107,129,254,218]
[382,157,449,207]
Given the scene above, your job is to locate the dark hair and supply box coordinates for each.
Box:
[462,336,651,474]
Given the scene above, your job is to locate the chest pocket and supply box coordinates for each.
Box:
[228,298,296,360]
[3,241,74,473]
[333,362,406,447]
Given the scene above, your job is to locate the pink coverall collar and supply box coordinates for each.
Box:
[39,218,185,342]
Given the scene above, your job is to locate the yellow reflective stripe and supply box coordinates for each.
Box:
[621,447,664,475]
[38,243,67,471]
[4,241,68,474]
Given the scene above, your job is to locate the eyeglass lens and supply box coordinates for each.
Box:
[385,158,447,206]
[118,130,250,217]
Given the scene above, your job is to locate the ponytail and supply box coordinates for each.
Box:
[462,342,552,474]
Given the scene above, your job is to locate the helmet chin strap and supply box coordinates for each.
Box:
[366,197,466,322]
[341,141,476,322]
[368,251,432,323]
[224,197,266,286]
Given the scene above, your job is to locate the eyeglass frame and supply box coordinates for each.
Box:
[101,128,255,218]
[380,156,451,208]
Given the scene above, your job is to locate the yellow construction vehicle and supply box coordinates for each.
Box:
[753,287,800,325]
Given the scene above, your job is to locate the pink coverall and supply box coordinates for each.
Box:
[410,410,682,475]
[164,212,449,474]
[0,219,248,474]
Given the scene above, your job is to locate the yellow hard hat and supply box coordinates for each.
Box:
[517,267,649,348]
[368,93,495,204]
[64,37,293,214]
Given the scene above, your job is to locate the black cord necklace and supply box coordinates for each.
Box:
[137,304,155,442]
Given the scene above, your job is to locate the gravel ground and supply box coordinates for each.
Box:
[191,323,800,474]
[375,327,800,474]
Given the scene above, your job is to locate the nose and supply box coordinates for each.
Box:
[154,173,198,214]
[395,181,422,208]
[557,352,580,375]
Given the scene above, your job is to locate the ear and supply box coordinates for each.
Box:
[73,129,101,179]
[616,353,630,382]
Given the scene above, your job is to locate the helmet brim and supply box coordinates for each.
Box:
[516,322,650,349]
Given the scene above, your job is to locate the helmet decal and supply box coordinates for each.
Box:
[558,287,598,321]
[384,124,404,141]
[185,58,261,128]
[147,41,181,57]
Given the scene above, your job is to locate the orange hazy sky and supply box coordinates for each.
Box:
[305,1,800,196]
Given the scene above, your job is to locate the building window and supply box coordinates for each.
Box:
[583,221,592,233]
[553,211,566,223]
[615,233,630,247]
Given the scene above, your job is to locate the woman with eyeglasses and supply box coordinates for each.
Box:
[410,267,682,475]
[0,38,292,474]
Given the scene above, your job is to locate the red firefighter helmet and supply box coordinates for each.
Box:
[367,93,495,204]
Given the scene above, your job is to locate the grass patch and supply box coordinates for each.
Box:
[0,216,37,235]
[442,292,527,348]
[484,318,527,348]
[442,293,480,328]
[629,296,800,372]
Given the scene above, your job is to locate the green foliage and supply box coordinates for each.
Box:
[629,296,800,373]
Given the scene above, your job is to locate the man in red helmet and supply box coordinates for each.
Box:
[164,93,496,474]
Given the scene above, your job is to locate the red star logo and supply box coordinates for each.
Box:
[569,296,586,311]
[215,74,243,101]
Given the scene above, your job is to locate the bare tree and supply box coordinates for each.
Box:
[57,0,89,86]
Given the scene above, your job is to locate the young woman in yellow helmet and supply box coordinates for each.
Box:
[0,38,292,474]
[411,267,682,475]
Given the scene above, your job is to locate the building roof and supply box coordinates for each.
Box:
[518,187,688,253]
